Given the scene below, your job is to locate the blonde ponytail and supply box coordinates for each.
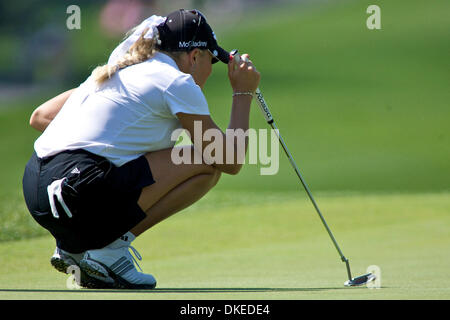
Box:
[92,27,157,86]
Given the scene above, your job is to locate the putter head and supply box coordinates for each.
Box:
[344,273,376,287]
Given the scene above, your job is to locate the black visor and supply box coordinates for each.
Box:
[156,9,230,64]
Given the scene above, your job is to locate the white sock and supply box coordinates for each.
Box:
[120,231,136,243]
[106,231,136,249]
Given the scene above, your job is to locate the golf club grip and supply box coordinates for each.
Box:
[254,89,274,124]
[230,50,274,124]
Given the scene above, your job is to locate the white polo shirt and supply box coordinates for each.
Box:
[34,52,209,166]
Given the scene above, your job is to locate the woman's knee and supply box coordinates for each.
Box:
[209,167,221,188]
[191,167,221,192]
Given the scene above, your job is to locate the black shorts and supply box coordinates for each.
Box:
[22,149,155,253]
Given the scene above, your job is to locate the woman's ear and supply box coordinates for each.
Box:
[189,49,201,65]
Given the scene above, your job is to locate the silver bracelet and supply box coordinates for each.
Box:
[232,91,254,97]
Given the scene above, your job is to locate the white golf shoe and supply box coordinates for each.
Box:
[79,232,157,289]
[50,247,83,272]
[51,247,114,289]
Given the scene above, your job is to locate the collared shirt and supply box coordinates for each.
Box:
[35,52,209,166]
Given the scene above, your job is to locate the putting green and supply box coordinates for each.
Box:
[0,0,448,302]
[0,191,448,299]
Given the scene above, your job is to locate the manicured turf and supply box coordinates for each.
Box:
[0,191,449,299]
[0,0,448,300]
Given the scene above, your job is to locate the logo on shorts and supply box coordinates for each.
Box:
[70,167,80,174]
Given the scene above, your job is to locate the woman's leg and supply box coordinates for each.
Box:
[130,145,221,237]
[78,145,217,289]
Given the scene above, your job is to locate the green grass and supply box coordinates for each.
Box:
[0,0,449,299]
[205,0,450,192]
[0,105,45,241]
[0,191,449,299]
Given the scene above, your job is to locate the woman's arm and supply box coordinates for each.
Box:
[30,88,75,132]
[177,107,249,175]
[177,54,260,175]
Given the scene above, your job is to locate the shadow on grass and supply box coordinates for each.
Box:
[0,287,356,294]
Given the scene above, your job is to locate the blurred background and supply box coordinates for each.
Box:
[0,0,449,241]
[0,0,290,88]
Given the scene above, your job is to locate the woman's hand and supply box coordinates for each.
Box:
[228,53,261,94]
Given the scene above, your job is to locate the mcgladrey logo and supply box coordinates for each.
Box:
[179,40,207,48]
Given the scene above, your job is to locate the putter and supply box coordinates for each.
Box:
[230,50,375,287]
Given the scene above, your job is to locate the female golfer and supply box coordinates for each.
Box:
[22,9,260,289]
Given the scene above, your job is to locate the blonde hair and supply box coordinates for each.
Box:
[91,27,157,86]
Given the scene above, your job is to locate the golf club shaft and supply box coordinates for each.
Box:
[255,86,353,281]
[231,50,352,279]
